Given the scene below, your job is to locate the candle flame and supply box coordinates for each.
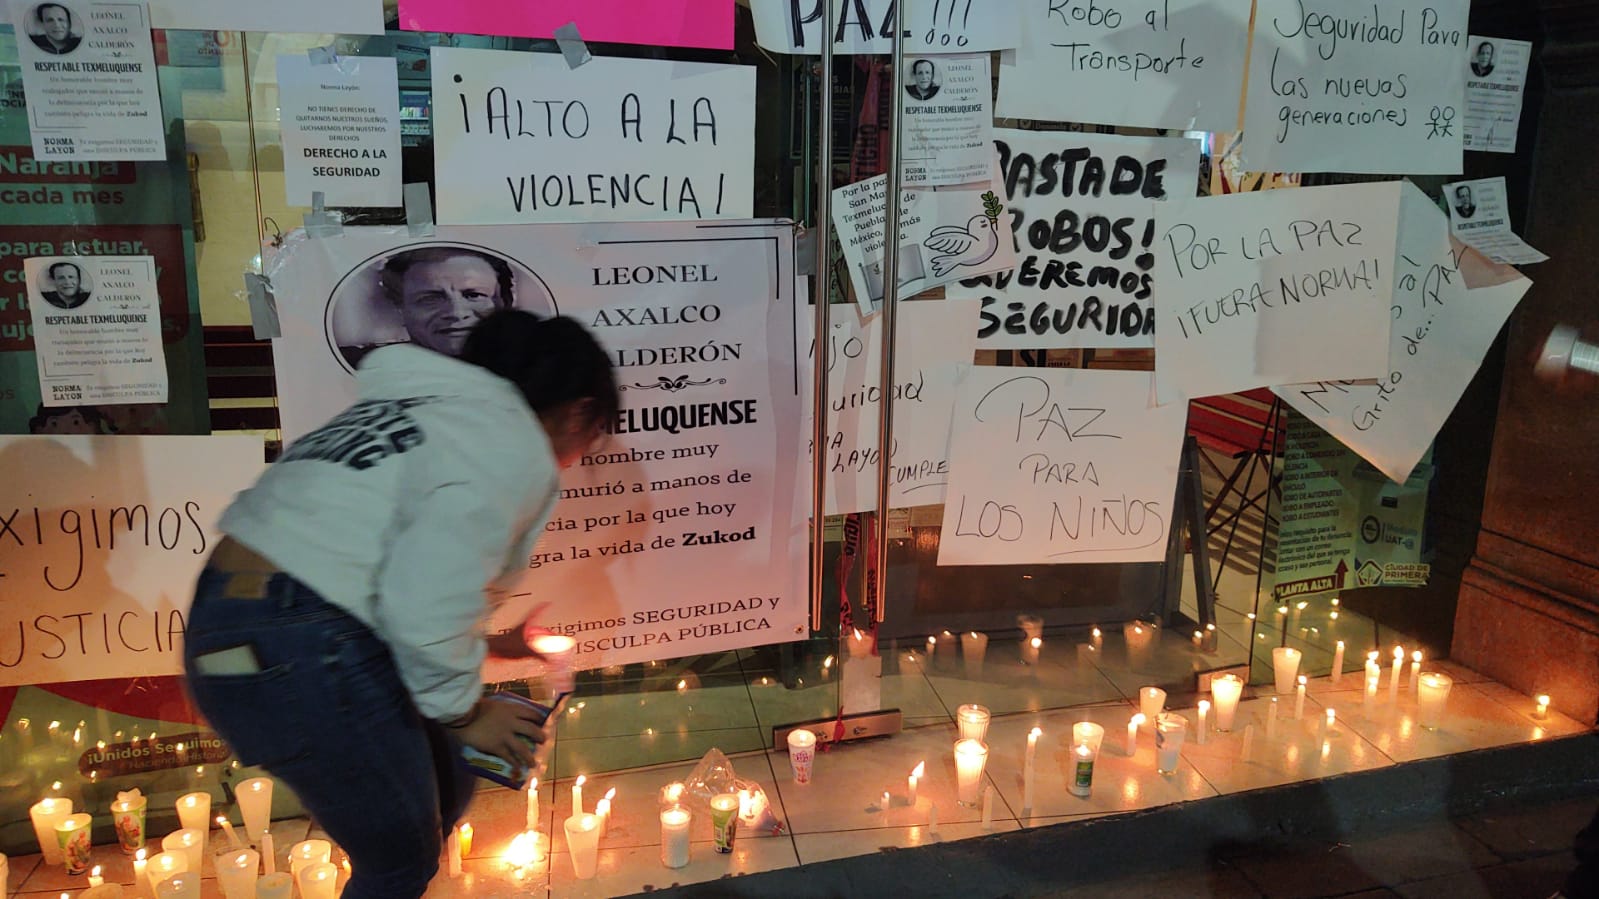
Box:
[676,679,687,691]
[970,631,979,638]
[664,783,684,802]
[1206,623,1216,632]
[910,761,925,778]
[1327,708,1336,721]
[1133,626,1143,634]
[1247,613,1257,621]
[1029,726,1042,739]
[1394,646,1405,659]
[1336,640,1345,648]
[1130,713,1146,726]
[1091,627,1101,637]
[48,720,60,731]
[1537,694,1551,705]
[137,848,147,861]
[603,787,616,801]
[1030,637,1042,649]
[1296,601,1308,610]
[1367,650,1379,662]
[927,636,936,645]
[1198,699,1210,712]
[575,775,586,787]
[1298,675,1307,685]
[1076,743,1092,756]
[821,656,834,669]
[1412,650,1423,662]
[1194,630,1203,639]
[51,781,62,791]
[853,628,863,639]
[1277,606,1288,615]
[92,866,101,877]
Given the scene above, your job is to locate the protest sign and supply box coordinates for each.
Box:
[1277,184,1531,484]
[12,0,165,161]
[0,434,264,686]
[278,55,403,208]
[901,54,993,187]
[430,47,755,225]
[146,0,382,33]
[832,158,1015,312]
[1463,35,1531,154]
[947,129,1201,349]
[398,0,733,50]
[751,0,1021,54]
[809,300,978,514]
[996,0,1253,131]
[266,221,806,669]
[26,256,167,407]
[1444,176,1546,265]
[1154,182,1400,405]
[937,367,1186,565]
[1244,0,1468,174]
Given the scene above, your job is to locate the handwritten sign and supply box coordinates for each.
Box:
[266,221,807,669]
[0,434,264,686]
[751,0,1021,54]
[938,367,1186,565]
[277,55,403,208]
[1276,184,1530,483]
[1463,35,1531,154]
[146,0,383,33]
[1244,0,1468,174]
[1154,182,1401,405]
[398,0,733,50]
[430,48,755,225]
[809,301,978,514]
[996,0,1253,131]
[947,130,1201,349]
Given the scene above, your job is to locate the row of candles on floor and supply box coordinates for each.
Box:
[915,618,1222,677]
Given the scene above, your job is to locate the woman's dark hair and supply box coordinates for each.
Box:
[460,310,618,432]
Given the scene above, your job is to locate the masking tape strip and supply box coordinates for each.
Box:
[405,182,435,238]
[553,22,593,70]
[243,273,281,340]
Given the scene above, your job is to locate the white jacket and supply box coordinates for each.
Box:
[219,345,558,721]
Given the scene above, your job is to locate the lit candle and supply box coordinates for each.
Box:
[595,789,615,838]
[257,872,294,899]
[162,828,205,875]
[1364,669,1379,718]
[962,631,990,677]
[1322,708,1336,742]
[1090,626,1103,652]
[1410,651,1424,695]
[56,813,93,875]
[216,849,260,899]
[1265,697,1279,741]
[261,830,275,874]
[146,850,188,893]
[907,761,924,806]
[1272,646,1303,694]
[572,775,586,815]
[1125,713,1145,756]
[446,826,462,877]
[236,777,273,843]
[528,632,578,694]
[527,777,541,832]
[1331,640,1346,686]
[1022,636,1042,666]
[660,806,691,869]
[111,789,149,855]
[503,830,541,871]
[881,791,891,811]
[1139,687,1167,722]
[956,704,991,742]
[90,864,105,887]
[1417,672,1453,729]
[175,792,211,849]
[1197,700,1210,744]
[1534,694,1551,720]
[288,839,331,882]
[1124,621,1155,669]
[1071,722,1104,798]
[297,861,338,899]
[1239,724,1255,763]
[1023,727,1041,811]
[30,796,73,865]
[216,815,241,850]
[926,635,937,660]
[133,848,149,899]
[1211,675,1243,732]
[458,821,474,856]
[953,738,988,807]
[981,786,995,829]
[1389,646,1405,703]
[156,873,201,899]
[1295,675,1308,720]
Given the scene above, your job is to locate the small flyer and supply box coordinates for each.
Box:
[1462,35,1532,154]
[26,255,169,406]
[1444,177,1547,265]
[900,54,992,188]
[278,54,404,207]
[11,1,166,161]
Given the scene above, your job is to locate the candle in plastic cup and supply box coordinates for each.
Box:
[297,860,338,899]
[660,806,692,869]
[529,634,578,695]
[1272,647,1303,694]
[709,793,740,854]
[29,797,72,865]
[1211,675,1243,732]
[176,793,211,847]
[56,812,93,875]
[236,778,273,843]
[786,729,817,784]
[1416,672,1453,729]
[147,850,189,893]
[163,827,205,875]
[1139,686,1167,722]
[961,631,989,677]
[257,872,294,899]
[1155,713,1187,775]
[288,839,331,882]
[1070,722,1105,797]
[216,848,260,899]
[110,793,148,854]
[157,872,202,898]
[954,738,988,808]
[564,813,602,878]
[955,704,990,742]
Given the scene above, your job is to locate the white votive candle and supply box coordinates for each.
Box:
[1295,675,1308,720]
[297,861,338,899]
[1364,670,1379,718]
[260,831,275,874]
[961,631,989,677]
[156,872,201,899]
[1197,700,1210,744]
[89,863,105,887]
[1211,674,1244,732]
[1265,697,1279,741]
[564,814,602,879]
[162,828,205,875]
[1417,672,1453,729]
[236,778,273,843]
[1331,640,1346,686]
[660,806,691,869]
[1410,651,1423,695]
[216,815,241,850]
[954,738,988,807]
[147,850,188,893]
[133,848,149,898]
[1022,636,1042,666]
[216,849,260,899]
[527,777,541,831]
[1139,686,1166,722]
[956,704,991,742]
[908,761,924,806]
[1389,647,1405,703]
[1534,694,1551,720]
[446,827,461,877]
[29,797,73,865]
[288,839,330,882]
[1272,646,1302,694]
[1125,713,1145,756]
[572,775,586,815]
[1023,727,1041,811]
[175,793,211,847]
[256,872,293,899]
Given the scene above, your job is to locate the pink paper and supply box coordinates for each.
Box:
[398,0,733,51]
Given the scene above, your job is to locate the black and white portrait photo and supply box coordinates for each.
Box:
[1453,185,1476,219]
[905,59,940,101]
[38,259,92,310]
[27,3,82,55]
[1471,41,1496,78]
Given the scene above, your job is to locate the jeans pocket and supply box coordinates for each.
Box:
[326,632,411,727]
[187,665,312,769]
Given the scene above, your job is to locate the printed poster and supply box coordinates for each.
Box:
[996,0,1253,132]
[26,255,168,406]
[398,0,734,50]
[0,434,265,686]
[947,129,1202,350]
[1444,176,1547,265]
[265,221,807,669]
[1244,0,1469,174]
[277,55,404,208]
[1463,35,1531,154]
[12,0,166,161]
[430,47,755,225]
[751,0,1022,54]
[938,368,1187,566]
[1153,182,1401,405]
[900,53,992,188]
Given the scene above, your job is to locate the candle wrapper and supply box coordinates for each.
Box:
[457,691,568,789]
[682,748,786,835]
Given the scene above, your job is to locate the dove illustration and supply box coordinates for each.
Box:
[923,214,1000,278]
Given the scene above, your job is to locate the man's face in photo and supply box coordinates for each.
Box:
[39,5,70,42]
[396,254,502,356]
[1456,187,1473,208]
[51,263,82,297]
[913,62,935,91]
[1476,44,1494,68]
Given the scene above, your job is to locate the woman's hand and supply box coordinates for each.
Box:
[485,602,552,661]
[450,699,547,769]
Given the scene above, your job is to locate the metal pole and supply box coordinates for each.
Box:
[871,6,907,624]
[808,0,836,629]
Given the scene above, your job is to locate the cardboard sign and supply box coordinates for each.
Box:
[398,0,734,50]
[751,0,1021,54]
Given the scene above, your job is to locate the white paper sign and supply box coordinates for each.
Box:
[832,161,1015,311]
[1244,0,1468,174]
[751,0,1021,54]
[996,0,1253,131]
[1277,185,1531,483]
[430,47,755,225]
[947,130,1201,350]
[0,434,264,687]
[12,0,165,161]
[1154,182,1401,405]
[277,55,404,208]
[810,300,978,514]
[938,367,1187,565]
[901,53,992,187]
[265,221,807,670]
[1444,176,1547,265]
[145,0,384,34]
[27,255,168,406]
[1463,35,1531,154]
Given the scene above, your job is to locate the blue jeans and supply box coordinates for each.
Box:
[183,568,475,899]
